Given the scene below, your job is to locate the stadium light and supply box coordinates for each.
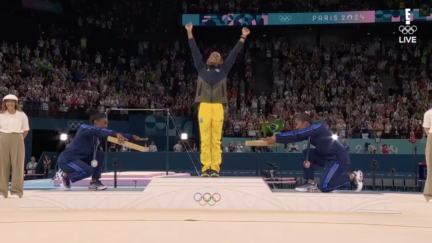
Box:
[60,133,68,141]
[331,134,338,140]
[181,133,188,140]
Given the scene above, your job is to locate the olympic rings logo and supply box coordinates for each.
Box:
[67,120,84,130]
[193,193,221,206]
[399,25,417,35]
[278,15,292,22]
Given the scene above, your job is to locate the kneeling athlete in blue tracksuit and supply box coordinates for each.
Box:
[56,108,147,191]
[262,113,363,192]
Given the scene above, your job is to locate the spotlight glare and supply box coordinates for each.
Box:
[60,133,68,141]
[181,133,188,140]
[331,134,338,140]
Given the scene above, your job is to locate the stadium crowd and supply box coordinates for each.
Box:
[184,0,373,13]
[0,0,430,149]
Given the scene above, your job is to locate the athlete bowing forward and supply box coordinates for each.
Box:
[262,112,363,192]
[56,108,147,191]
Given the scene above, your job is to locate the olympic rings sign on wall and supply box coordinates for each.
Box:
[278,15,292,22]
[193,193,221,206]
[67,120,84,130]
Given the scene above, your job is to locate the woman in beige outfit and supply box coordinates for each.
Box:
[423,109,432,203]
[0,94,30,199]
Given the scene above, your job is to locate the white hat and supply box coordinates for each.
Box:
[3,94,18,101]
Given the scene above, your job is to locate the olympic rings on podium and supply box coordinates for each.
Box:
[193,192,221,206]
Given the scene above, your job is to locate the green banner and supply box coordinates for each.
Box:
[222,138,426,154]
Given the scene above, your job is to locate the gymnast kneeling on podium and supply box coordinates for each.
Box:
[262,112,363,193]
[56,108,147,191]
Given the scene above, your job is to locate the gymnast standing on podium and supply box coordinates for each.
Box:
[185,22,249,177]
[262,112,364,193]
[56,108,147,191]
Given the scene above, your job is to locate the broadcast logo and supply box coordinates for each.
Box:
[194,192,221,206]
[398,8,417,44]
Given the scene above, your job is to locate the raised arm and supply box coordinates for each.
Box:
[222,27,250,72]
[185,23,205,71]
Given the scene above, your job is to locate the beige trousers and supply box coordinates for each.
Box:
[424,136,432,201]
[0,133,25,198]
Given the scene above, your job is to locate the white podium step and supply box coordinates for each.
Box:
[19,177,400,214]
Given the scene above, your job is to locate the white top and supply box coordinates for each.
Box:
[423,109,432,133]
[173,144,182,152]
[0,110,30,133]
[149,145,158,152]
[235,145,243,152]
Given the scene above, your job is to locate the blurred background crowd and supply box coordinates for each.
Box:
[1,0,430,154]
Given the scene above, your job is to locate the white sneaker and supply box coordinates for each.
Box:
[352,170,363,192]
[428,199,432,203]
[9,194,19,199]
[56,172,71,191]
[0,195,5,199]
[295,182,319,192]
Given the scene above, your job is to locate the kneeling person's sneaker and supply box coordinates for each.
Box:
[56,172,71,190]
[89,181,107,191]
[352,170,363,192]
[295,182,319,192]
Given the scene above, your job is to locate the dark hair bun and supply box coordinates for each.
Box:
[86,107,99,116]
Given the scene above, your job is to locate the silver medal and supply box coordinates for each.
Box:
[91,160,98,168]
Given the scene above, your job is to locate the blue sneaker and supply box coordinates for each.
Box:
[88,180,107,191]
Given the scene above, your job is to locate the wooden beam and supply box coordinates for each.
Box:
[107,136,147,152]
[245,140,279,147]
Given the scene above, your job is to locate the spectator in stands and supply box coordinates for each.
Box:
[43,155,52,178]
[341,140,350,152]
[0,94,30,199]
[287,142,300,152]
[235,141,244,152]
[149,141,158,152]
[26,157,38,175]
[174,140,183,152]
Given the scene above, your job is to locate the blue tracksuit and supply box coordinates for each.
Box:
[275,122,351,192]
[57,124,134,183]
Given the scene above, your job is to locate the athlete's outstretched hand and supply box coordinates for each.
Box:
[185,22,193,32]
[116,133,127,144]
[261,135,276,144]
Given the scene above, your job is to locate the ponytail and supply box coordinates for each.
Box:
[86,107,106,125]
[296,111,313,124]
